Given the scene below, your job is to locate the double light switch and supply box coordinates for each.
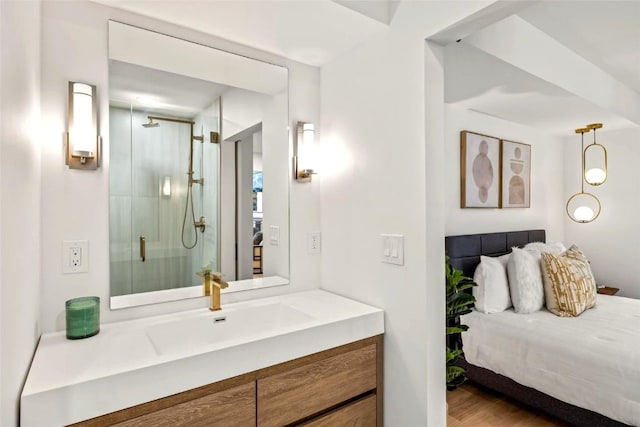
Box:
[381,234,404,266]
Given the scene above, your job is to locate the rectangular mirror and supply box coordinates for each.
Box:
[108,21,289,309]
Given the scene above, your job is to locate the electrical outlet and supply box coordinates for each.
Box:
[308,232,321,254]
[63,240,89,273]
[70,247,81,269]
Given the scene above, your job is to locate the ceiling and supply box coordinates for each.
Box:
[445,1,640,135]
[444,42,635,134]
[109,60,229,118]
[518,1,640,94]
[97,0,639,134]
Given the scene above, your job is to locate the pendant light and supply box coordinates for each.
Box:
[567,127,601,223]
[584,123,607,185]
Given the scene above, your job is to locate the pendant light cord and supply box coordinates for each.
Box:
[581,130,585,194]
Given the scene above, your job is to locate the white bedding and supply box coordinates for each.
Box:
[462,295,640,425]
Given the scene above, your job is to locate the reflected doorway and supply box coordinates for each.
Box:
[221,122,264,281]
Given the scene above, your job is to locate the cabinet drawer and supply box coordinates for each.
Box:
[302,395,376,427]
[111,382,255,427]
[257,344,377,427]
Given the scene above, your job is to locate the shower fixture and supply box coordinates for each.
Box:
[210,131,220,144]
[142,115,207,249]
[195,216,207,233]
[142,117,159,128]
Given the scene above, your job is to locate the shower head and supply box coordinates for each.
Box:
[142,117,159,128]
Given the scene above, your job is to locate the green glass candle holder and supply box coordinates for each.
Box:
[66,296,100,340]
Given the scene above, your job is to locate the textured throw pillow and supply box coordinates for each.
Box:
[507,247,545,313]
[473,254,512,314]
[541,245,596,317]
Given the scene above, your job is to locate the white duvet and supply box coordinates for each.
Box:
[462,295,640,426]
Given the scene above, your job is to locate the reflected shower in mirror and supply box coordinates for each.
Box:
[109,62,222,298]
[108,21,289,309]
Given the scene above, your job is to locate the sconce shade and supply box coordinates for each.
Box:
[66,81,100,170]
[295,121,315,183]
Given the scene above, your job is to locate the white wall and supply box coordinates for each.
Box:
[320,2,495,425]
[39,0,320,332]
[0,1,42,425]
[445,104,565,241]
[563,126,640,298]
[220,86,289,280]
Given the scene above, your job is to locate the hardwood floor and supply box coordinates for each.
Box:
[447,382,571,427]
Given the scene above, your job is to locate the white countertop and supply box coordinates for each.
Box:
[21,290,384,426]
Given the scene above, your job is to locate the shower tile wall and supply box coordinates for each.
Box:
[109,107,133,296]
[110,107,209,296]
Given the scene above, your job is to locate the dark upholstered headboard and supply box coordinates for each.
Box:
[445,230,546,279]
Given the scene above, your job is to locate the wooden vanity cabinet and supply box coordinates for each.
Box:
[257,342,377,426]
[71,335,382,427]
[111,382,255,427]
[300,395,377,427]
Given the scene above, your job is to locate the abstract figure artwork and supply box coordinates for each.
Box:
[460,131,501,208]
[501,140,531,208]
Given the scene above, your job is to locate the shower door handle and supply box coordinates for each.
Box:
[140,235,146,262]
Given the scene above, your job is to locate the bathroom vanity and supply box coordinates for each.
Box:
[21,291,384,426]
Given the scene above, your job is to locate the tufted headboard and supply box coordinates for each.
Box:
[445,229,546,279]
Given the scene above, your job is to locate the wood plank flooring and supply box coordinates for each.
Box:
[447,382,571,427]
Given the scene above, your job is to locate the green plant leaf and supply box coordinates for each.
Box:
[446,349,463,363]
[445,256,477,389]
[446,365,466,383]
[446,325,468,335]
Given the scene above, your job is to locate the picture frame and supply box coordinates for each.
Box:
[460,131,501,208]
[500,139,531,208]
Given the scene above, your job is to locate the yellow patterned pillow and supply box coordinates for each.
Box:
[541,245,596,317]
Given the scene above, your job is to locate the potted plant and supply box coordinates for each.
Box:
[445,256,476,390]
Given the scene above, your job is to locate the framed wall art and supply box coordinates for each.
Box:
[460,131,501,208]
[500,139,531,208]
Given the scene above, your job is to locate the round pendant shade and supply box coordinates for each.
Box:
[566,192,601,223]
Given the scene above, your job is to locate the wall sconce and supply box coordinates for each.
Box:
[161,176,171,198]
[567,127,601,223]
[294,121,316,183]
[65,81,101,170]
[583,122,607,186]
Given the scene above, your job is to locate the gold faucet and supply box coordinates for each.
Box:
[197,270,229,311]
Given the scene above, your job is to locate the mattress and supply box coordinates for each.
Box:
[462,295,640,425]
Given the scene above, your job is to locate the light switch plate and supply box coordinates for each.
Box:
[381,234,404,265]
[269,225,280,246]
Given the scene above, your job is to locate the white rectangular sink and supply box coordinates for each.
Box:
[146,302,315,356]
[21,290,383,427]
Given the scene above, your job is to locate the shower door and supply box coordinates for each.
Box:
[109,102,220,297]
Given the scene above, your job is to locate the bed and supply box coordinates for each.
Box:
[445,230,639,427]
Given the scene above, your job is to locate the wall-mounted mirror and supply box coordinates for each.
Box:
[108,21,289,309]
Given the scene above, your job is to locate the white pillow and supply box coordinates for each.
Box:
[507,247,544,313]
[523,241,567,260]
[473,254,512,314]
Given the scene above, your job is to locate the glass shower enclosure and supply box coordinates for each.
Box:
[109,100,220,297]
